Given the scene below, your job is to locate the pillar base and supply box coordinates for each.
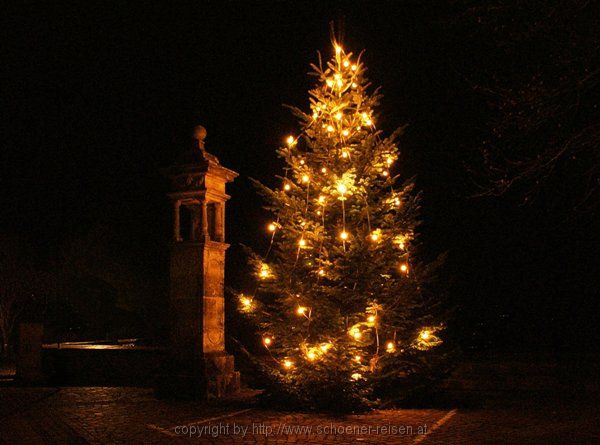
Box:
[155,353,240,400]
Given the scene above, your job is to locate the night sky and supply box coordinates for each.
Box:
[2,2,598,350]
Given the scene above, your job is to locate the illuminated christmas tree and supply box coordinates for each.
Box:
[240,42,449,410]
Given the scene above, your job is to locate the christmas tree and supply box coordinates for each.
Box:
[240,41,449,410]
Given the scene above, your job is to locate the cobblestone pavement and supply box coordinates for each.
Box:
[1,387,599,444]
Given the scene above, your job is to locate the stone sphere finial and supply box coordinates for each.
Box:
[193,125,207,149]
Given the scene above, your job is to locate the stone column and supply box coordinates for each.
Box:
[201,201,209,239]
[215,202,225,242]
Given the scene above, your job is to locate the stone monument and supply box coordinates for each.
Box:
[157,125,240,398]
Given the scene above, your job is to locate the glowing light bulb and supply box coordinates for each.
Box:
[351,64,357,71]
[318,195,325,204]
[318,269,325,276]
[259,263,271,279]
[342,129,349,137]
[354,355,361,362]
[263,337,272,346]
[300,159,305,165]
[335,45,342,54]
[394,197,401,206]
[400,263,409,273]
[351,82,357,88]
[370,231,380,242]
[337,183,347,194]
[298,238,306,247]
[351,373,362,381]
[334,73,341,80]
[351,330,361,340]
[320,343,332,352]
[296,306,307,316]
[327,125,334,133]
[268,223,277,232]
[240,296,252,310]
[326,79,334,88]
[342,150,349,158]
[306,351,316,361]
[312,112,318,119]
[343,60,350,67]
[382,170,389,177]
[302,174,310,183]
[286,135,295,145]
[336,78,343,87]
[420,330,431,340]
[316,210,321,215]
[335,112,343,120]
[367,315,376,323]
[387,157,394,166]
[340,231,349,241]
[386,342,396,353]
[283,359,293,369]
[321,167,327,173]
[365,118,373,126]
[284,183,291,191]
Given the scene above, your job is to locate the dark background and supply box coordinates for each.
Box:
[2,2,598,351]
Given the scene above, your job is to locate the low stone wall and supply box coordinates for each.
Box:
[42,344,168,386]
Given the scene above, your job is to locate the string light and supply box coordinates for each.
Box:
[337,182,347,195]
[350,328,361,340]
[326,79,334,88]
[354,355,361,363]
[286,135,296,146]
[263,337,272,346]
[342,129,349,137]
[420,330,430,340]
[296,306,308,316]
[370,229,381,242]
[283,359,294,369]
[302,174,310,183]
[382,170,389,177]
[351,373,362,381]
[386,341,396,353]
[351,64,357,71]
[367,315,376,323]
[335,112,343,120]
[240,296,253,311]
[342,150,349,158]
[327,125,334,132]
[306,350,317,361]
[335,45,342,54]
[268,222,277,232]
[284,183,291,191]
[318,195,326,204]
[298,238,307,248]
[343,60,350,67]
[259,263,272,279]
[320,343,332,352]
[399,263,409,274]
[318,269,325,276]
[340,231,349,241]
[321,167,327,173]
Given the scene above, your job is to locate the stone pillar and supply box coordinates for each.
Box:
[201,202,209,239]
[157,125,240,400]
[215,202,224,242]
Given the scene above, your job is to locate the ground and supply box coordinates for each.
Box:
[1,385,599,444]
